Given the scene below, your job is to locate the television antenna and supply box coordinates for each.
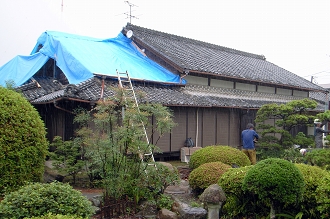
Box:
[124,1,139,23]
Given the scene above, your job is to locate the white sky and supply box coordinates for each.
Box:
[1,0,329,84]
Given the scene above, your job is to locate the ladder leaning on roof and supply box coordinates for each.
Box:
[116,70,157,169]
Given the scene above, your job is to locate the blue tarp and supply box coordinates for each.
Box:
[0,31,186,87]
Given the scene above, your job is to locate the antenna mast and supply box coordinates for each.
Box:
[124,1,138,23]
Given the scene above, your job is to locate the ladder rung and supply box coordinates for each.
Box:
[144,152,153,156]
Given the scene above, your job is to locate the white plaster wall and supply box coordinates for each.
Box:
[210,79,234,89]
[185,75,208,85]
[236,82,256,92]
[258,85,275,94]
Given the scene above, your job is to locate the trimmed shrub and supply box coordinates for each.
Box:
[305,148,330,170]
[188,161,231,190]
[289,164,329,218]
[242,158,305,217]
[218,166,268,218]
[315,173,330,218]
[0,87,48,194]
[0,181,95,219]
[189,145,251,169]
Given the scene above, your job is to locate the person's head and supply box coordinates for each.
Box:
[246,123,254,129]
[314,119,322,127]
[316,122,322,127]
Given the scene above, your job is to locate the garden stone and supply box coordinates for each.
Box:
[158,208,179,219]
[89,195,102,207]
[199,184,226,219]
[172,196,207,219]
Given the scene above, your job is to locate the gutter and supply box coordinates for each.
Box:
[53,101,75,114]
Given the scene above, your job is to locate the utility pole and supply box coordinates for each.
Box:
[124,1,138,23]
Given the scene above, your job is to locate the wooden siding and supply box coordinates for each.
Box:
[216,109,230,145]
[37,103,254,159]
[202,108,216,146]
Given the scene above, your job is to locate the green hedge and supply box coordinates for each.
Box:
[0,87,48,194]
[218,165,268,218]
[0,181,95,219]
[315,173,330,218]
[291,164,329,218]
[189,161,231,190]
[189,145,251,169]
[242,158,305,207]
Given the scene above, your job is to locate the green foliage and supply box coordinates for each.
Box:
[49,136,85,185]
[305,149,330,170]
[72,89,177,202]
[315,173,330,218]
[0,181,95,219]
[156,194,174,210]
[189,145,251,169]
[279,147,306,163]
[0,87,48,195]
[257,147,283,160]
[293,132,314,148]
[288,164,329,218]
[242,158,305,217]
[316,110,330,123]
[125,162,179,204]
[255,98,317,149]
[218,166,269,218]
[189,161,231,190]
[25,213,85,219]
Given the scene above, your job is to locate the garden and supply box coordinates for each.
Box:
[2,86,330,219]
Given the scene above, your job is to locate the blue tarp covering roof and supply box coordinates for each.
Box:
[0,31,186,87]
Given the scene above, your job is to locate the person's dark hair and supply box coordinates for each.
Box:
[246,123,254,129]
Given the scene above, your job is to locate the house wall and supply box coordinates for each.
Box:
[152,106,244,159]
[258,85,275,93]
[210,79,234,89]
[236,82,256,92]
[277,88,292,95]
[185,75,208,85]
[293,90,308,97]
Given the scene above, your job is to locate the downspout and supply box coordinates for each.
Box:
[195,108,199,147]
[53,101,75,114]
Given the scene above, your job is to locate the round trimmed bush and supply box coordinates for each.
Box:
[218,165,253,197]
[189,145,251,169]
[291,164,329,218]
[0,87,48,194]
[188,161,231,190]
[0,181,95,219]
[315,173,330,218]
[218,165,268,218]
[242,158,305,212]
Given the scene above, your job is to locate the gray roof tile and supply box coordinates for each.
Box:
[126,24,325,92]
[23,77,325,111]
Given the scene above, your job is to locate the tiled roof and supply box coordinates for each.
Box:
[125,24,325,92]
[20,77,325,111]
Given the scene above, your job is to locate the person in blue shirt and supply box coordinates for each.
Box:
[241,123,259,165]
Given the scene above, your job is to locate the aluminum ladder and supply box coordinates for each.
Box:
[116,70,156,167]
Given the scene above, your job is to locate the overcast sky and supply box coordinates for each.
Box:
[1,0,329,84]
